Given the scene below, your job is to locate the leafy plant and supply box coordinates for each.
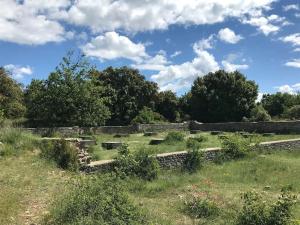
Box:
[40,139,79,171]
[131,107,165,124]
[43,176,149,225]
[186,135,207,150]
[236,190,297,225]
[164,131,185,144]
[182,149,204,173]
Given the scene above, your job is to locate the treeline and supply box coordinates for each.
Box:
[1,53,300,127]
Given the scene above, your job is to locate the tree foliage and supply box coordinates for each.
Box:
[189,70,258,122]
[0,68,26,119]
[93,67,158,125]
[25,52,110,127]
[155,90,180,122]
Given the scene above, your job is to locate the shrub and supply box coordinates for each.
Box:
[285,105,300,120]
[249,105,271,122]
[131,107,165,124]
[186,135,207,150]
[216,134,252,162]
[43,176,149,225]
[182,149,204,173]
[164,131,185,144]
[236,190,297,225]
[183,195,219,219]
[40,139,79,171]
[114,145,159,181]
[0,127,38,157]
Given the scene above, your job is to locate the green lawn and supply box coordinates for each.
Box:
[89,131,300,160]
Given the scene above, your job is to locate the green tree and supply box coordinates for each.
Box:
[0,68,26,119]
[25,52,110,127]
[189,70,258,122]
[261,92,297,117]
[94,67,158,125]
[155,90,180,122]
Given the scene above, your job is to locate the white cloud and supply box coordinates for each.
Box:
[281,33,300,46]
[222,61,249,72]
[285,59,300,68]
[4,64,33,80]
[256,92,265,102]
[293,48,300,52]
[132,54,170,71]
[218,28,243,44]
[0,0,68,45]
[81,32,148,62]
[170,51,182,58]
[295,13,300,18]
[242,16,281,35]
[275,83,300,94]
[283,4,299,11]
[150,37,219,92]
[66,0,276,33]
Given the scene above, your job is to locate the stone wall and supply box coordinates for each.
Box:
[137,122,189,132]
[190,120,300,134]
[83,138,300,173]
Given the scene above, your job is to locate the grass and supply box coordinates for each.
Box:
[89,131,300,160]
[125,150,300,224]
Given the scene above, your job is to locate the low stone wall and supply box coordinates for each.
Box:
[83,138,300,173]
[190,120,300,134]
[137,122,189,132]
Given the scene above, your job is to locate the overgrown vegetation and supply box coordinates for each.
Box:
[131,107,165,124]
[182,149,204,173]
[115,145,159,181]
[164,131,185,144]
[40,139,79,171]
[43,176,149,225]
[236,189,297,225]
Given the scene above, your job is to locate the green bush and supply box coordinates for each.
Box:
[285,105,300,120]
[183,195,219,219]
[131,107,165,124]
[43,176,149,225]
[0,127,38,157]
[114,145,159,181]
[182,149,204,173]
[216,134,252,162]
[236,190,297,225]
[164,131,185,144]
[249,105,271,122]
[186,135,207,150]
[40,139,79,171]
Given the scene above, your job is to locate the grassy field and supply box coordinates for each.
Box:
[90,131,300,160]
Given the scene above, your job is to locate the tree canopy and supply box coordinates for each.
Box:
[189,70,258,122]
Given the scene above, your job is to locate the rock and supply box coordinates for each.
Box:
[149,139,164,145]
[262,133,275,137]
[144,132,158,136]
[102,141,123,150]
[114,134,130,138]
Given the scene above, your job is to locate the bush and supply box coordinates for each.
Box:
[249,105,271,122]
[131,107,165,124]
[183,195,219,219]
[285,105,300,120]
[43,176,149,225]
[114,145,159,181]
[164,131,185,144]
[182,149,204,173]
[40,139,79,171]
[186,135,207,150]
[216,134,252,162]
[0,127,38,157]
[236,190,297,225]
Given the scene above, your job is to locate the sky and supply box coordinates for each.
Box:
[0,0,300,98]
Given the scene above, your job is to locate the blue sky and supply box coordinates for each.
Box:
[0,0,299,97]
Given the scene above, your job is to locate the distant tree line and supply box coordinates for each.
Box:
[1,52,300,127]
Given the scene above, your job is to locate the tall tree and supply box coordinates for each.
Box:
[189,70,258,122]
[25,52,110,127]
[94,67,158,125]
[0,68,26,119]
[156,90,179,122]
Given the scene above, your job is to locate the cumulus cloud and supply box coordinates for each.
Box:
[0,0,68,45]
[285,59,300,68]
[66,0,276,33]
[4,64,33,80]
[81,32,148,62]
[132,53,170,71]
[222,61,249,72]
[218,28,243,44]
[150,36,219,92]
[170,51,182,58]
[281,33,300,46]
[242,15,282,35]
[283,4,299,11]
[275,83,300,94]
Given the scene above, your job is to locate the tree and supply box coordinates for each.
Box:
[261,93,297,117]
[25,52,110,127]
[189,70,258,122]
[0,68,26,119]
[131,107,165,124]
[156,90,179,122]
[93,67,158,125]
